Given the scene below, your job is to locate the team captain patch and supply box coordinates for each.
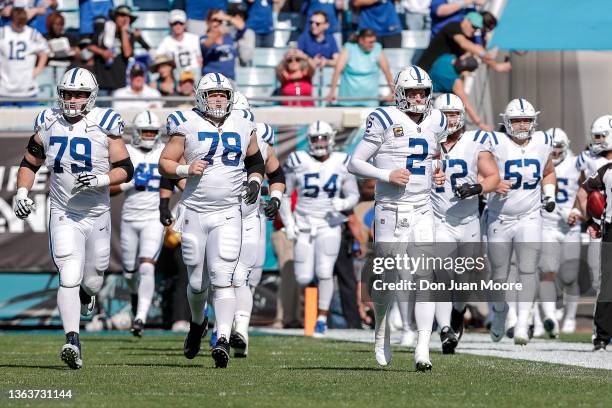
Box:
[393,126,404,137]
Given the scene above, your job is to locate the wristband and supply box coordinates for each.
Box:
[97,174,111,187]
[270,189,283,201]
[16,187,29,199]
[542,183,556,199]
[176,165,190,177]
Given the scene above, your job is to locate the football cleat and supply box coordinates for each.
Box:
[374,312,391,366]
[183,318,208,359]
[60,331,83,369]
[490,303,508,342]
[313,320,327,337]
[79,287,96,317]
[514,325,529,345]
[415,333,432,372]
[450,307,466,340]
[593,338,608,352]
[131,318,144,338]
[532,322,545,338]
[211,336,230,368]
[229,331,248,358]
[543,318,559,339]
[399,327,416,347]
[440,326,459,355]
[561,318,576,334]
[506,326,515,339]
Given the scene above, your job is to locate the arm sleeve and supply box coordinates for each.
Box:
[279,166,297,228]
[348,138,390,182]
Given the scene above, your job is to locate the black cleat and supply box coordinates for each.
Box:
[131,294,139,317]
[131,318,144,338]
[593,338,608,352]
[60,331,83,369]
[212,336,230,368]
[183,318,208,359]
[506,326,515,339]
[450,307,466,340]
[229,332,247,358]
[440,326,459,355]
[415,361,432,372]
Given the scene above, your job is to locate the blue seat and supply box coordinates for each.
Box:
[235,67,276,87]
[252,48,289,68]
[132,0,171,11]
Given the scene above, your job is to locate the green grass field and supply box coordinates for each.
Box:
[1,333,610,407]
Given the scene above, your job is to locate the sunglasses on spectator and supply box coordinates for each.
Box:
[211,18,224,24]
[170,22,184,26]
[287,57,302,63]
[310,20,325,26]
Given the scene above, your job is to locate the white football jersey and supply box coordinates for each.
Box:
[167,108,256,213]
[542,151,580,226]
[241,122,274,218]
[155,33,202,73]
[0,25,49,96]
[35,107,125,217]
[122,143,164,221]
[432,130,490,221]
[487,131,553,217]
[362,106,447,205]
[576,149,612,177]
[285,150,359,220]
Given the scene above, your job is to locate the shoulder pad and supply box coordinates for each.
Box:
[237,109,255,122]
[258,123,275,145]
[95,108,125,136]
[166,110,189,135]
[33,109,49,132]
[487,131,500,146]
[368,107,394,131]
[286,151,306,170]
[469,130,490,145]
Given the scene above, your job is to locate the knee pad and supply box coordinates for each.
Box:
[181,233,203,266]
[295,271,313,286]
[218,228,241,263]
[294,238,310,264]
[209,264,234,288]
[82,273,104,294]
[59,260,82,288]
[233,261,250,288]
[94,239,110,272]
[248,267,263,288]
[51,226,75,260]
[558,260,580,286]
[187,264,207,292]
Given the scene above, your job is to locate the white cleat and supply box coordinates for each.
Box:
[561,318,576,334]
[543,317,560,339]
[399,328,416,348]
[514,325,529,345]
[414,331,432,372]
[490,303,508,342]
[80,296,96,317]
[374,313,391,366]
[533,322,545,338]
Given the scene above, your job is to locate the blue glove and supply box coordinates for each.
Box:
[134,170,150,191]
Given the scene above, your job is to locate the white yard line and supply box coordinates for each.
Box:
[256,328,611,370]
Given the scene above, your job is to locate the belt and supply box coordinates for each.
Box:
[378,201,428,213]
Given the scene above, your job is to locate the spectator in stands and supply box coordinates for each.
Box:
[200,9,242,81]
[185,0,227,36]
[352,0,402,48]
[301,0,343,46]
[230,8,255,67]
[430,54,491,130]
[297,10,339,68]
[0,6,49,107]
[173,70,196,108]
[1,0,56,32]
[44,11,79,65]
[327,29,394,107]
[89,5,150,96]
[112,63,163,110]
[430,0,486,37]
[149,54,177,97]
[276,48,315,107]
[155,9,202,77]
[245,0,274,47]
[78,0,114,37]
[402,0,431,31]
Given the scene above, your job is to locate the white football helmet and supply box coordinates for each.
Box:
[195,72,233,119]
[232,91,250,110]
[547,127,570,165]
[433,93,465,134]
[589,115,612,154]
[132,110,161,150]
[307,120,335,157]
[394,65,432,114]
[501,98,539,140]
[57,67,98,117]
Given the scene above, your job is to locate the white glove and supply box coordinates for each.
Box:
[284,223,297,241]
[75,173,110,191]
[332,198,350,212]
[13,187,36,219]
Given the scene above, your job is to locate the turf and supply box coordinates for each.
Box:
[0,333,610,407]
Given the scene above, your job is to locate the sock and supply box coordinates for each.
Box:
[435,302,452,328]
[213,287,236,340]
[131,294,138,316]
[136,262,155,323]
[317,278,334,311]
[79,286,92,305]
[234,284,253,321]
[58,286,81,334]
[414,302,435,332]
[317,315,326,322]
[187,286,208,325]
[518,273,537,327]
[564,294,579,320]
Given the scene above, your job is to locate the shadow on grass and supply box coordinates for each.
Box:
[0,364,69,370]
[283,366,405,372]
[102,362,212,368]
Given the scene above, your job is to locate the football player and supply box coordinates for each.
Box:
[13,68,132,369]
[110,111,165,337]
[486,98,557,345]
[537,128,581,336]
[431,93,500,353]
[348,65,448,371]
[230,91,285,358]
[159,72,265,368]
[279,120,359,337]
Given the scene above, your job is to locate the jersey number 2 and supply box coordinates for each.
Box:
[198,131,241,166]
[49,136,92,173]
[406,138,428,175]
